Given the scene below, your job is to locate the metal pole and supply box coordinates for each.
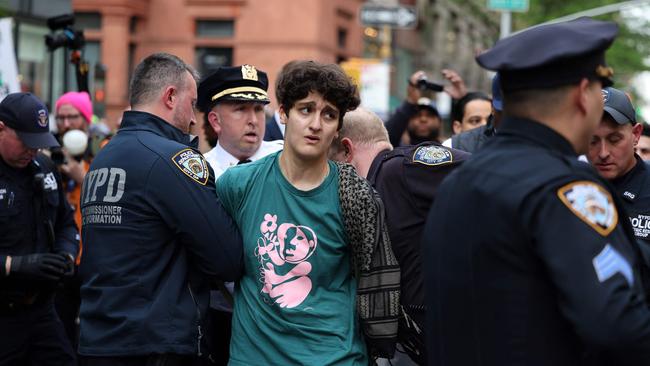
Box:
[500,11,511,39]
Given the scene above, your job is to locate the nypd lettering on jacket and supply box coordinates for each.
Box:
[81,167,126,225]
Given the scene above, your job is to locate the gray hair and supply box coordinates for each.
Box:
[129,52,199,107]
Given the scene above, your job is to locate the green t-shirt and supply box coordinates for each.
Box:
[216,152,368,366]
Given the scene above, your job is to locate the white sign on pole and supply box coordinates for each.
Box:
[0,18,20,101]
[360,61,390,120]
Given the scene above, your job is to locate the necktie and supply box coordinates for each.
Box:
[237,159,252,165]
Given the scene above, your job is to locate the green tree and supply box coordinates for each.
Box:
[512,0,650,87]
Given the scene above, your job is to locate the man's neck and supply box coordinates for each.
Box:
[356,141,392,178]
[278,149,329,191]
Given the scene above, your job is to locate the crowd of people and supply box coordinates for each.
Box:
[3,14,650,366]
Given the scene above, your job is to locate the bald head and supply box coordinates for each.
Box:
[329,107,392,178]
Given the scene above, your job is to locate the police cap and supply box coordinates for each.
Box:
[197,64,270,112]
[0,92,59,149]
[476,17,618,92]
[602,87,636,125]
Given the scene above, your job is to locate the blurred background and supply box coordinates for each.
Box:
[1,0,649,151]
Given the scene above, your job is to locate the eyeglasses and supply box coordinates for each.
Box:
[55,114,82,122]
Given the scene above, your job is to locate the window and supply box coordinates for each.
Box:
[196,20,234,38]
[337,28,347,49]
[74,12,102,30]
[195,47,232,76]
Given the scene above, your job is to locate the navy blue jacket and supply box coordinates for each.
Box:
[423,117,650,366]
[612,155,650,267]
[78,111,243,356]
[0,154,78,299]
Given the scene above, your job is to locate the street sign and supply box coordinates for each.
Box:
[487,0,529,12]
[359,5,418,29]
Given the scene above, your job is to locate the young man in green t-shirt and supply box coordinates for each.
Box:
[216,60,400,365]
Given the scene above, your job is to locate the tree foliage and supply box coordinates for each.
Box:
[512,0,650,86]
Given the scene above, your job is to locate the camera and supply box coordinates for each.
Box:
[44,14,85,51]
[45,28,85,51]
[416,77,444,92]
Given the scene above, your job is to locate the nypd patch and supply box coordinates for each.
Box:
[412,145,452,166]
[171,149,210,185]
[557,181,618,236]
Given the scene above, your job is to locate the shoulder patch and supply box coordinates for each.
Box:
[171,148,210,185]
[412,145,453,166]
[557,181,618,236]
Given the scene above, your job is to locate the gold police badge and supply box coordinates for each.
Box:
[241,65,259,81]
[171,148,210,185]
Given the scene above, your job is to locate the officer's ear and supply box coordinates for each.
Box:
[162,85,177,110]
[207,107,222,135]
[632,122,643,145]
[340,137,354,163]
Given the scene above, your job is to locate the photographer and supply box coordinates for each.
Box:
[0,93,79,365]
[385,69,466,146]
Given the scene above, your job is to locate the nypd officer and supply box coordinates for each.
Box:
[198,65,283,177]
[587,87,650,268]
[0,93,78,365]
[78,53,243,366]
[330,107,470,365]
[197,65,283,364]
[423,18,650,366]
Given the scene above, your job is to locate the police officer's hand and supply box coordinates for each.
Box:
[9,253,69,281]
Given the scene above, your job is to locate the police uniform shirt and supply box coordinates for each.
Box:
[612,155,650,264]
[423,117,650,365]
[367,142,469,309]
[203,139,283,179]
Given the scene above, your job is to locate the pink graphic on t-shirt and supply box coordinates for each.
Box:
[255,215,317,308]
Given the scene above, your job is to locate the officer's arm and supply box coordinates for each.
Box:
[385,101,418,147]
[52,166,79,257]
[149,157,243,281]
[530,182,650,354]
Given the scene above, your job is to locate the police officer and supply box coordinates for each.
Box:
[422,17,650,366]
[587,87,650,266]
[0,92,78,365]
[198,65,283,178]
[78,53,243,366]
[330,107,470,365]
[197,65,282,364]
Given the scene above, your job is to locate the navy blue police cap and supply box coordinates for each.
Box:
[0,92,59,149]
[476,17,618,92]
[197,65,270,112]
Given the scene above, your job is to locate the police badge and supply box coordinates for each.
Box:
[171,148,210,185]
[557,181,618,236]
[241,65,259,81]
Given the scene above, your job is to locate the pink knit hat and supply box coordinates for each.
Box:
[55,91,93,124]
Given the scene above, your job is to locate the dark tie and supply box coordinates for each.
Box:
[237,159,252,165]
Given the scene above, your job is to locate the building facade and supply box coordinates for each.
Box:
[72,0,364,135]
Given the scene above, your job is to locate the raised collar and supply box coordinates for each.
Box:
[118,111,197,148]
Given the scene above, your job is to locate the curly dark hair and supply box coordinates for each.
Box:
[275,60,360,129]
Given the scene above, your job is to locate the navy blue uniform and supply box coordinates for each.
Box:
[612,155,650,265]
[78,111,243,357]
[368,142,469,364]
[423,117,650,366]
[0,154,78,365]
[368,142,469,313]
